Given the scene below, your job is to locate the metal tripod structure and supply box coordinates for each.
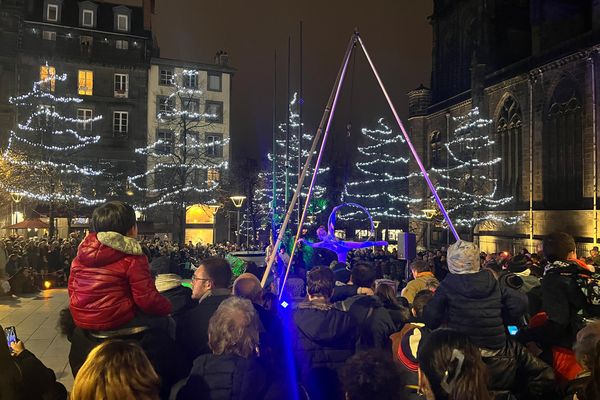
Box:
[260,31,461,298]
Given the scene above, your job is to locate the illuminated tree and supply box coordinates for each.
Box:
[2,67,104,236]
[128,70,228,244]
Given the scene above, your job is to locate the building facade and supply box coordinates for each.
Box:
[408,0,600,254]
[145,57,234,244]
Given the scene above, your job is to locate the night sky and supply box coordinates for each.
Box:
[152,1,433,169]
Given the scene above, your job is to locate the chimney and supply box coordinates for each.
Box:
[214,51,229,66]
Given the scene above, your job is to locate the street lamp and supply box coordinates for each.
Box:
[230,196,246,245]
[208,203,222,244]
[373,220,381,240]
[422,208,438,249]
[10,192,23,225]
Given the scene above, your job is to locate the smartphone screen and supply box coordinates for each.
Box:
[4,326,17,351]
[507,325,519,336]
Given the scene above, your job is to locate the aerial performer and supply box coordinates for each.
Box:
[299,203,388,263]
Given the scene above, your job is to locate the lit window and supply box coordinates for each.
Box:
[40,65,56,92]
[78,70,93,95]
[82,9,94,27]
[117,14,128,31]
[42,31,56,41]
[77,109,93,131]
[159,68,173,85]
[207,169,220,184]
[207,72,222,91]
[114,74,128,98]
[113,111,128,134]
[116,40,129,50]
[46,4,58,22]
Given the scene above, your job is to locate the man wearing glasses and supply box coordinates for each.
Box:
[177,257,232,372]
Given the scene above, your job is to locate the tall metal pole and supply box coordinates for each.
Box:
[271,50,277,236]
[356,35,460,242]
[236,209,241,245]
[298,21,304,225]
[285,37,291,212]
[260,32,358,288]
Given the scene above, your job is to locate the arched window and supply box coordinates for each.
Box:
[430,131,442,168]
[496,95,522,201]
[542,78,583,209]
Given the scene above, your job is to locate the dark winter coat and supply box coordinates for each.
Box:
[176,354,276,400]
[423,270,528,349]
[517,261,589,348]
[161,285,195,316]
[291,300,357,400]
[336,294,397,350]
[330,284,358,302]
[12,349,67,400]
[68,232,172,331]
[176,290,231,373]
[481,338,556,399]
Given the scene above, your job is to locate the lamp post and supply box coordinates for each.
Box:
[230,196,246,245]
[10,192,23,225]
[208,204,222,245]
[422,208,437,250]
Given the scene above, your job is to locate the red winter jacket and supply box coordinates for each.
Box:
[68,232,172,330]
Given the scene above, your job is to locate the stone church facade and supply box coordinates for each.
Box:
[407,0,600,254]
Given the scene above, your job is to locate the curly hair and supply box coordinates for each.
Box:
[208,296,259,358]
[341,350,401,400]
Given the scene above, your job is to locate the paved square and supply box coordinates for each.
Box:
[0,289,73,391]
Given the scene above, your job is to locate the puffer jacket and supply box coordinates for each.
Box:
[482,338,556,399]
[292,301,357,400]
[68,232,172,330]
[423,270,527,349]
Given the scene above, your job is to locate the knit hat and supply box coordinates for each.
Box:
[155,273,182,293]
[508,254,528,273]
[447,240,480,274]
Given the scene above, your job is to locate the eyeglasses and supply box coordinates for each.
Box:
[191,276,211,284]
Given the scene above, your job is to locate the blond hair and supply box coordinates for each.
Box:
[71,340,160,400]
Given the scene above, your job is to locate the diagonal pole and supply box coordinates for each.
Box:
[356,35,460,242]
[260,32,358,289]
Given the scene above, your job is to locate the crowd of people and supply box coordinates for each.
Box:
[1,200,600,400]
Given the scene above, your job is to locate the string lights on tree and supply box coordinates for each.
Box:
[342,118,421,222]
[1,67,104,236]
[428,107,520,232]
[255,93,330,234]
[127,69,229,244]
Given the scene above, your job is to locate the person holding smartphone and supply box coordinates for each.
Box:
[0,324,67,400]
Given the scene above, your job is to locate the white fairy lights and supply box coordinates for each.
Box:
[342,118,419,222]
[427,107,521,228]
[128,69,227,210]
[2,66,105,206]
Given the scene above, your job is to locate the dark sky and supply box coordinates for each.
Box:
[152,1,433,168]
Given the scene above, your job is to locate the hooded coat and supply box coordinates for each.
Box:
[291,301,357,400]
[68,232,172,331]
[423,270,527,349]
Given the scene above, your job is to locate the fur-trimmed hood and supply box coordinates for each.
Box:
[75,232,143,268]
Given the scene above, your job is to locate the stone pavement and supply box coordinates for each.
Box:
[0,288,73,391]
